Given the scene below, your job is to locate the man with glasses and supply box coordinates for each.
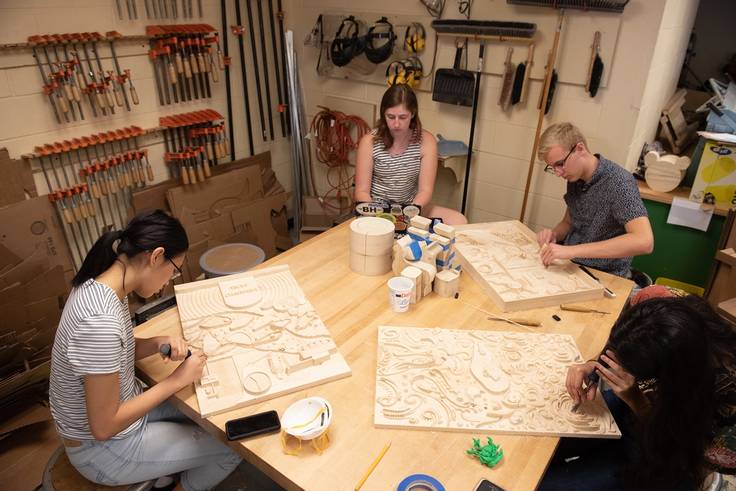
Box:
[535,123,653,282]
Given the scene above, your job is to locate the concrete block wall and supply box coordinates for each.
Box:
[288,0,676,230]
[0,0,293,205]
[0,0,699,232]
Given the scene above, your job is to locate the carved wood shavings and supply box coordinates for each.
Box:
[175,265,351,417]
[374,326,621,438]
[454,221,604,312]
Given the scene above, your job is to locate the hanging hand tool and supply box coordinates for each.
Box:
[498,47,515,112]
[511,43,533,105]
[49,191,84,269]
[131,126,154,181]
[232,13,255,155]
[106,32,132,111]
[89,33,116,114]
[267,0,286,137]
[64,35,99,117]
[116,0,124,19]
[520,10,565,223]
[130,0,139,19]
[58,42,85,118]
[35,36,71,122]
[276,0,290,134]
[144,0,152,18]
[256,0,274,140]
[586,31,603,97]
[148,43,168,105]
[29,38,63,124]
[246,0,268,141]
[538,49,558,115]
[78,35,108,116]
[49,36,83,120]
[123,69,140,105]
[221,1,235,159]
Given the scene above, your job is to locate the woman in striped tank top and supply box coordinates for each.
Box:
[355,84,467,225]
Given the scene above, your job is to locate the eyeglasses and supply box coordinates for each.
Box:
[167,257,183,281]
[544,143,578,174]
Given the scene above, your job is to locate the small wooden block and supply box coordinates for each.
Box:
[433,223,455,239]
[434,269,460,298]
[429,233,451,247]
[413,261,437,296]
[407,227,430,240]
[350,251,392,276]
[350,217,395,256]
[401,266,423,303]
[409,215,431,231]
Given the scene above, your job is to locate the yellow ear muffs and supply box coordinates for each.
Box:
[404,57,423,89]
[385,60,407,87]
[404,23,426,54]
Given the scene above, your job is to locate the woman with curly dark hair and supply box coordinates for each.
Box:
[541,295,736,490]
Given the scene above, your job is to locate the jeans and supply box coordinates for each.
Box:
[538,390,638,491]
[65,401,242,491]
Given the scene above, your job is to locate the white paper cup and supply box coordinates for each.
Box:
[388,276,413,313]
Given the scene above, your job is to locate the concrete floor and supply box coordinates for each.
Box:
[0,403,283,491]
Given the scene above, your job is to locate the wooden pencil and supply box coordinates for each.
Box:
[355,442,391,490]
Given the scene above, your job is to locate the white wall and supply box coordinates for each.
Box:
[626,0,700,168]
[0,0,293,199]
[288,0,673,229]
[0,0,700,231]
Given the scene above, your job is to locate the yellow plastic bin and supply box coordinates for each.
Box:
[654,277,705,297]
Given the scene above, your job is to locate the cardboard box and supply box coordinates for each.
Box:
[301,195,352,232]
[689,139,736,207]
[0,148,36,207]
[166,165,264,220]
[0,196,75,277]
[130,152,275,219]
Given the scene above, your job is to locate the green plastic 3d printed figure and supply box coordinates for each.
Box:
[467,437,504,468]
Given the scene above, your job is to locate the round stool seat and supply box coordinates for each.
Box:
[42,446,155,491]
[199,243,265,278]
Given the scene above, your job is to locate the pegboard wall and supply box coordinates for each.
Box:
[309,5,622,92]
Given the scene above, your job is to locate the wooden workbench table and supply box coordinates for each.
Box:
[134,220,634,491]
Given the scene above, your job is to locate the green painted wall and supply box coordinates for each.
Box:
[632,200,724,288]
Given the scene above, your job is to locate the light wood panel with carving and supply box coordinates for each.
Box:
[375,326,620,438]
[454,221,604,311]
[174,265,352,417]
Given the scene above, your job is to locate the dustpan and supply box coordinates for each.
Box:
[432,44,475,107]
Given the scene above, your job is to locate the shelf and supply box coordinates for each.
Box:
[637,181,730,217]
[718,297,736,324]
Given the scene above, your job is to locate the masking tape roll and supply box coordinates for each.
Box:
[397,474,445,491]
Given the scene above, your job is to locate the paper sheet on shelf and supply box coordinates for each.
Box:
[666,197,713,232]
[697,131,736,144]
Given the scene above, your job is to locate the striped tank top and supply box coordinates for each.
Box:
[370,132,422,204]
[49,279,144,440]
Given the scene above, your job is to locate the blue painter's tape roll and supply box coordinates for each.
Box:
[408,241,423,260]
[397,474,445,491]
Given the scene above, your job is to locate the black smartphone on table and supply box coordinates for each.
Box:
[473,478,506,491]
[225,410,281,441]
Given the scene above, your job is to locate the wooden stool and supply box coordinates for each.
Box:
[40,446,156,491]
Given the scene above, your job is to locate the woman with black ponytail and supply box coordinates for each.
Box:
[50,210,241,490]
[541,295,736,490]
